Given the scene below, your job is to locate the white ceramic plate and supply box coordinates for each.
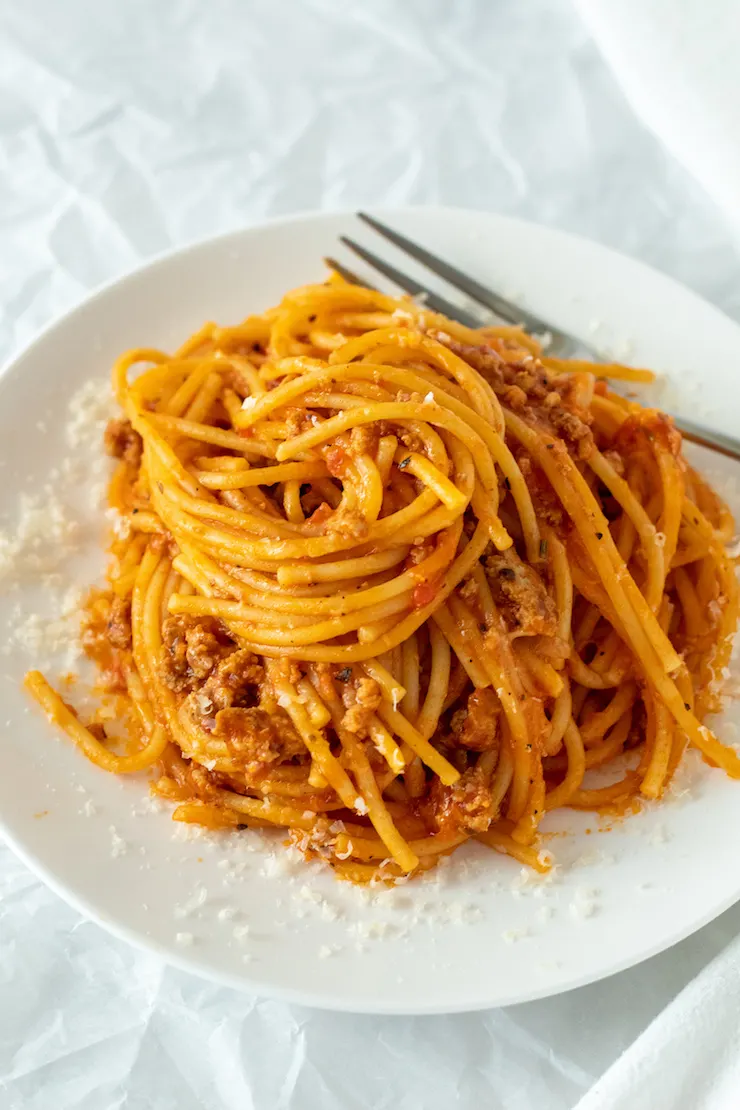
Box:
[2,207,740,1015]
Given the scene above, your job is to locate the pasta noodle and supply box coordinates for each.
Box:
[25,272,740,883]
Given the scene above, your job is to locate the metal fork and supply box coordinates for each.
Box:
[325,212,740,463]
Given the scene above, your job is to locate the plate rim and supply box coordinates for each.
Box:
[3,202,737,388]
[5,807,740,1015]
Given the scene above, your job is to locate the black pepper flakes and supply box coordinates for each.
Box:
[596,532,603,539]
[398,457,411,470]
[337,667,352,682]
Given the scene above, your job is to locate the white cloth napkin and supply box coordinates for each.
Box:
[573,0,740,230]
[565,12,740,1096]
[567,5,740,1107]
[575,933,740,1110]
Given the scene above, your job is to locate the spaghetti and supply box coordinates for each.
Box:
[25,273,740,883]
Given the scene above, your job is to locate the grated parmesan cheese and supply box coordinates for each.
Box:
[0,492,80,585]
[105,506,132,541]
[260,853,298,879]
[0,374,117,685]
[335,840,353,861]
[174,885,208,919]
[502,927,530,943]
[7,584,85,669]
[109,826,128,858]
[65,379,116,449]
[648,823,670,846]
[569,885,600,920]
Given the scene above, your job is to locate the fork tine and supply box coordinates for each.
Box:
[323,255,365,286]
[338,222,740,464]
[357,211,556,335]
[339,236,484,330]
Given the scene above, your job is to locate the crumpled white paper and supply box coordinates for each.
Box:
[2,0,740,1107]
[574,0,740,234]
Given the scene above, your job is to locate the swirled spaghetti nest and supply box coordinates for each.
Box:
[27,273,740,882]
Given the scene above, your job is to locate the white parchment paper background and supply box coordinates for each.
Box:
[2,1,740,1107]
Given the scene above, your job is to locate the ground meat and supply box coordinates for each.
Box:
[432,334,593,459]
[398,429,424,454]
[186,762,235,801]
[341,677,382,737]
[214,706,305,775]
[104,418,143,466]
[483,549,557,637]
[449,688,500,752]
[503,384,528,409]
[357,676,383,707]
[160,617,252,696]
[285,407,314,438]
[432,763,494,834]
[161,616,202,693]
[457,576,479,605]
[324,509,369,540]
[549,408,593,459]
[184,623,226,680]
[199,649,264,713]
[405,540,434,568]
[148,530,179,561]
[349,424,380,457]
[107,596,132,649]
